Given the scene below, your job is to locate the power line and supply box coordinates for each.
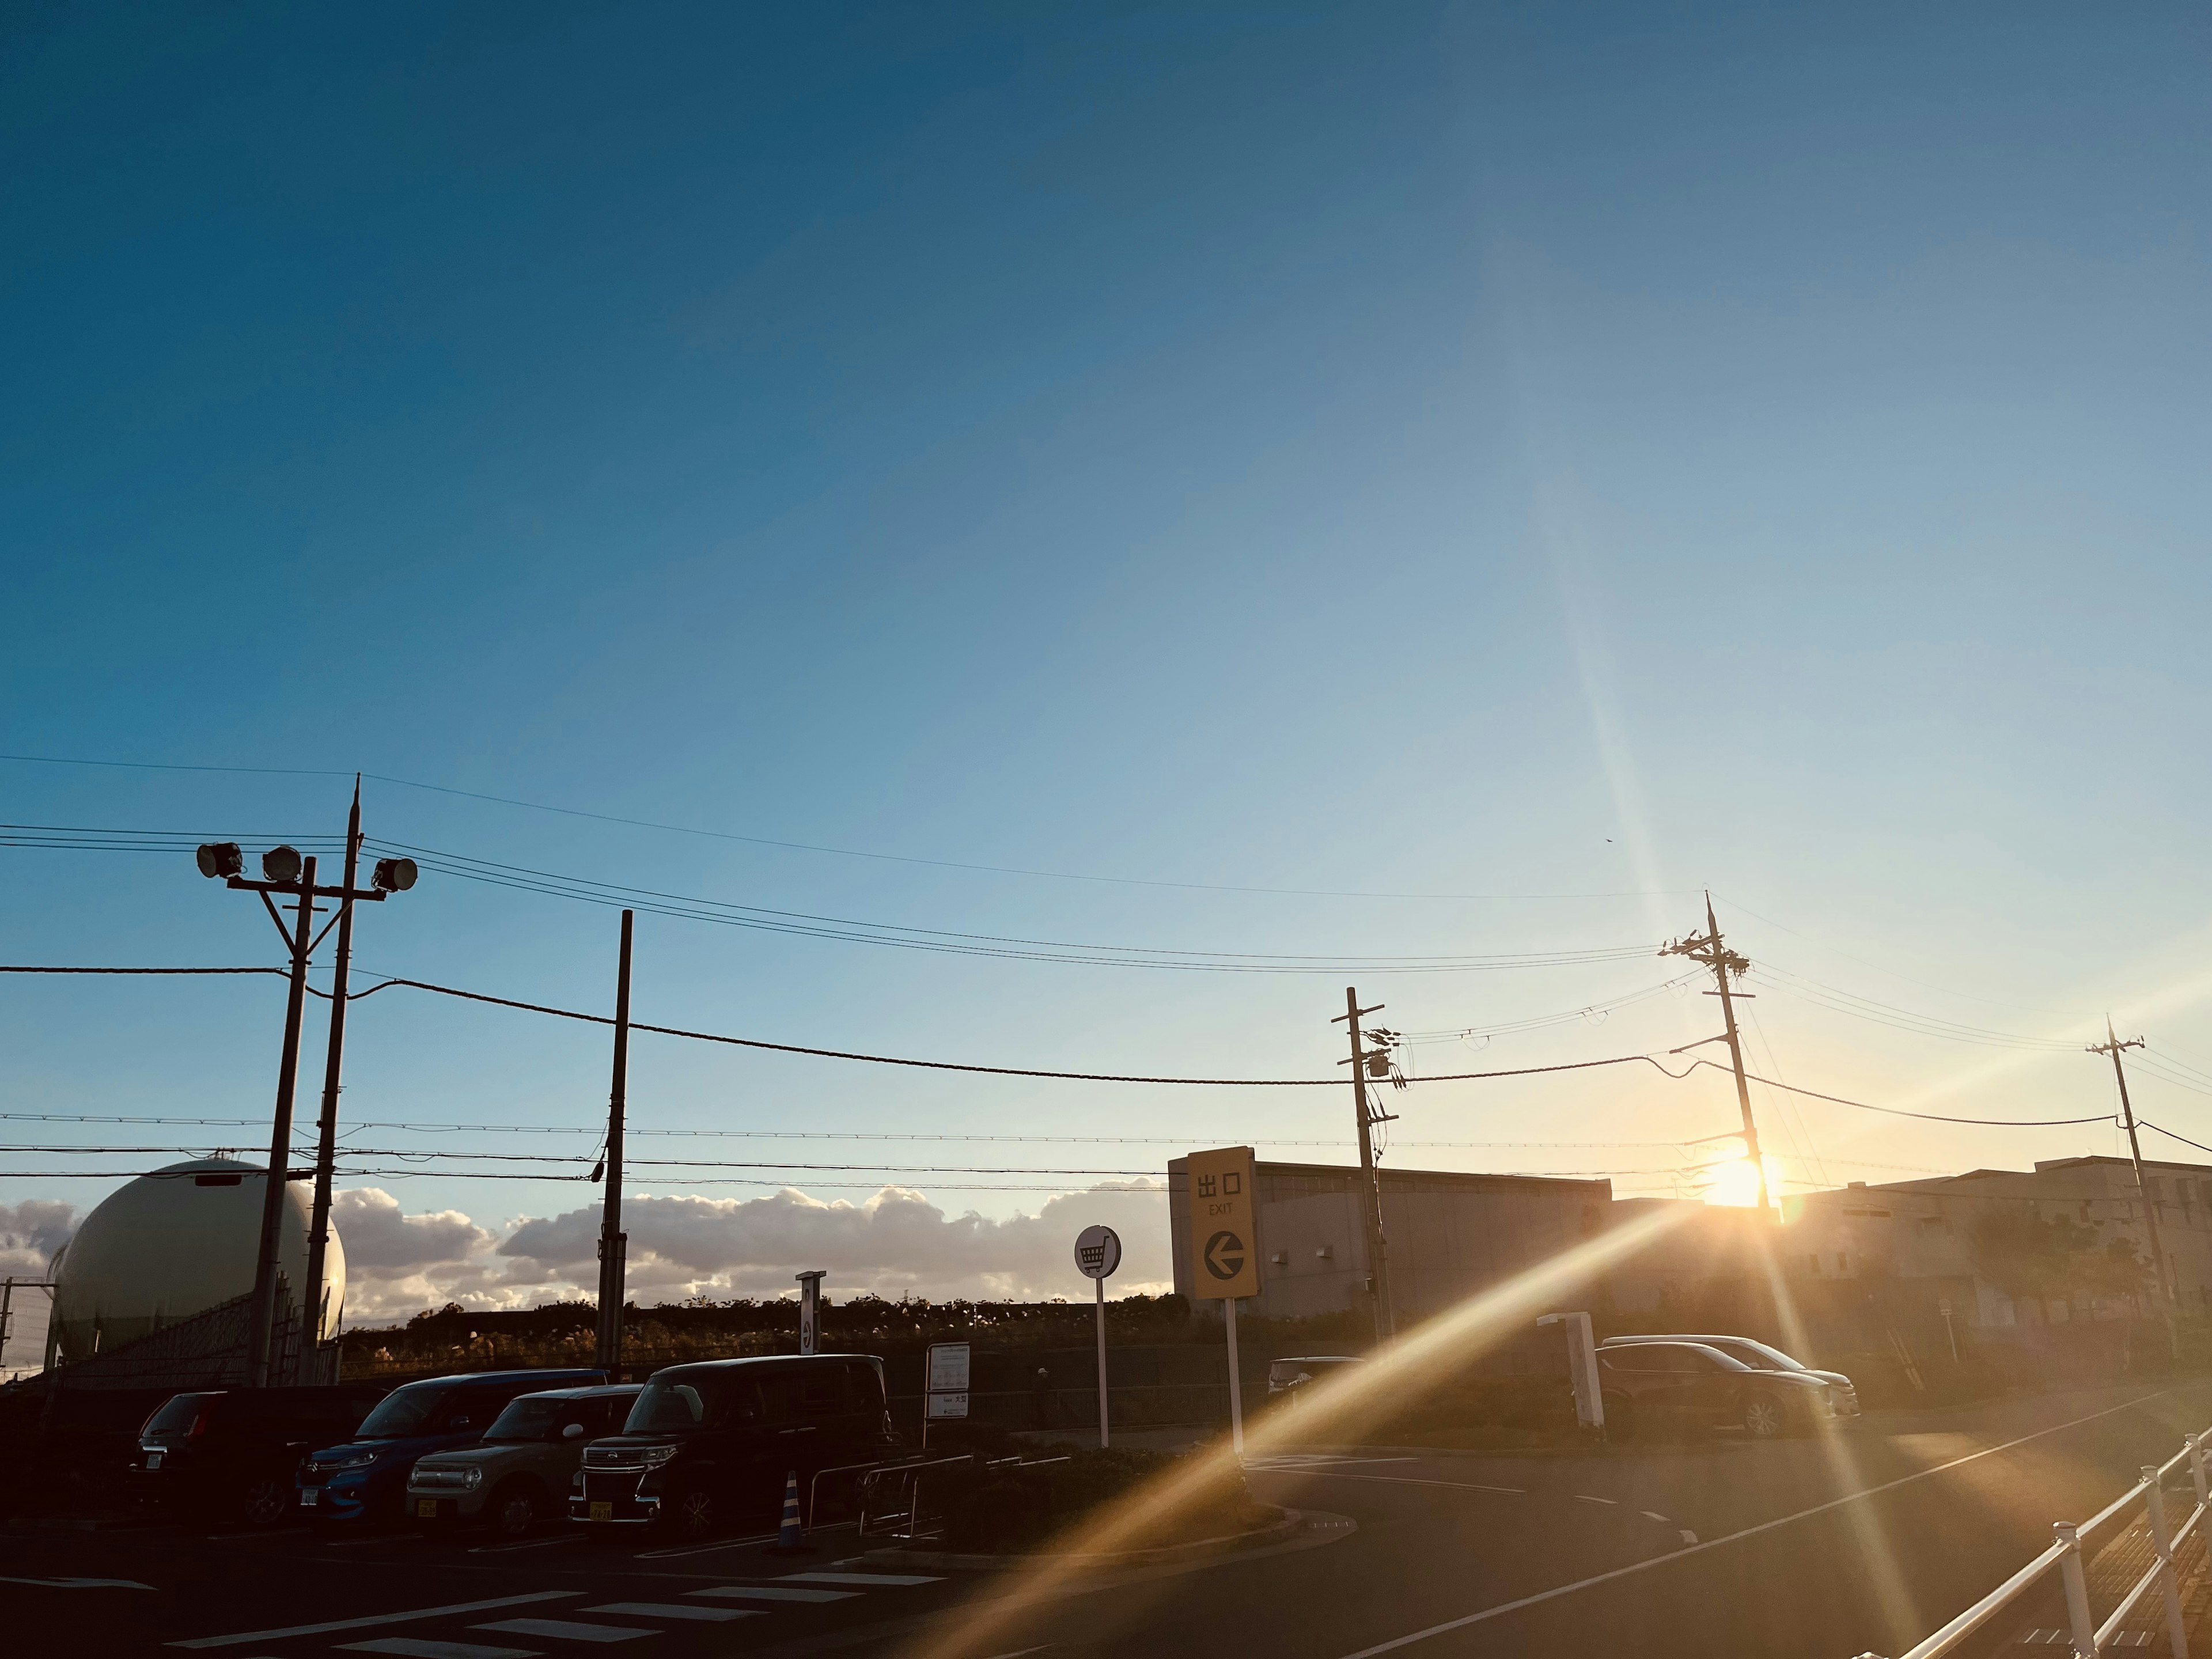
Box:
[1690,1058,2112,1127]
[0,753,1690,903]
[1754,966,2082,1052]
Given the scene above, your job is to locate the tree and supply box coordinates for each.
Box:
[1970,1211,2150,1310]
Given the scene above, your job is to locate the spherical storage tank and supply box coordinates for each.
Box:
[48,1157,346,1364]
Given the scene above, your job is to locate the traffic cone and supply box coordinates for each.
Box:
[766,1470,812,1553]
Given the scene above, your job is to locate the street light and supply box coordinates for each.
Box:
[195,793,412,1387]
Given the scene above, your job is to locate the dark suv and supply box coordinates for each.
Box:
[298,1368,605,1525]
[574,1355,895,1537]
[131,1384,389,1525]
[1595,1340,1832,1440]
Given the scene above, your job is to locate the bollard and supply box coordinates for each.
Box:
[2143,1467,2190,1659]
[2055,1521,2099,1659]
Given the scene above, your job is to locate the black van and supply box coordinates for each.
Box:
[574,1355,895,1537]
[131,1384,389,1525]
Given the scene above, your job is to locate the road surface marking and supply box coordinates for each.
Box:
[169,1592,581,1649]
[632,1531,779,1559]
[0,1575,154,1589]
[471,1535,577,1553]
[1327,1390,2169,1659]
[777,1572,944,1586]
[472,1620,652,1644]
[339,1642,541,1659]
[1574,1496,1616,1506]
[585,1604,752,1622]
[1262,1471,1525,1497]
[692,1586,855,1603]
[1677,1530,1698,1546]
[1640,1511,1669,1523]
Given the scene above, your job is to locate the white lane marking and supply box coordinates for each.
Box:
[471,1535,577,1554]
[1574,1496,1616,1506]
[584,1603,752,1622]
[1641,1511,1669,1524]
[1677,1530,1698,1546]
[340,1641,541,1659]
[169,1593,581,1649]
[776,1572,944,1586]
[472,1620,652,1645]
[1264,1471,1525,1497]
[0,1575,154,1589]
[1328,1389,2171,1659]
[1249,1455,1417,1468]
[691,1586,855,1603]
[631,1531,778,1559]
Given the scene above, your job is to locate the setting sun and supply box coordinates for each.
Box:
[1703,1152,1786,1209]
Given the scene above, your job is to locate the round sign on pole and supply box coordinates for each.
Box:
[1074,1224,1122,1280]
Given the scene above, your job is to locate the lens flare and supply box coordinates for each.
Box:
[1704,1153,1785,1208]
[897,1202,1695,1659]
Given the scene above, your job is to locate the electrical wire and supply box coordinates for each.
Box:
[1754,966,2084,1052]
[1690,1058,2112,1127]
[0,755,1692,902]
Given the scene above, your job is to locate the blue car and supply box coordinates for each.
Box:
[298,1368,605,1525]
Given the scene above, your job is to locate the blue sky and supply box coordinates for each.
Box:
[3,3,2209,1340]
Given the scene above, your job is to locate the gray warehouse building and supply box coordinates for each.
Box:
[1166,1157,1611,1323]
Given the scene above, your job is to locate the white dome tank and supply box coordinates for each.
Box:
[48,1157,346,1364]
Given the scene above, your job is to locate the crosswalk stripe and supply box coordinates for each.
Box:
[170,1592,580,1648]
[775,1572,942,1586]
[584,1604,754,1622]
[340,1641,541,1659]
[691,1587,855,1604]
[471,1620,652,1645]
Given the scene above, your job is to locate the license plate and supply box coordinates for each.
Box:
[417,1499,438,1519]
[300,1488,319,1506]
[589,1502,612,1522]
[145,1452,162,1469]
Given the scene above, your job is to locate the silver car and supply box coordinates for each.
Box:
[407,1384,640,1537]
[1601,1335,1860,1418]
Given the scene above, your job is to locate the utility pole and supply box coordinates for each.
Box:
[595,910,634,1376]
[247,854,317,1389]
[2090,1018,2176,1342]
[1661,894,1771,1217]
[1333,987,1397,1342]
[196,828,413,1388]
[303,778,363,1358]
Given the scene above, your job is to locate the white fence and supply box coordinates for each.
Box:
[1860,1427,2212,1659]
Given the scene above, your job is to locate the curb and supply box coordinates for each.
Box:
[877,1503,1306,1570]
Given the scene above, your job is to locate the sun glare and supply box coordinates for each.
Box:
[1703,1152,1785,1208]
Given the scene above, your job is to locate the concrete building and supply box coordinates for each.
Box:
[1779,1153,2211,1334]
[1165,1157,1610,1324]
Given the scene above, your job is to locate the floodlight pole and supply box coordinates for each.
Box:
[303,779,364,1356]
[245,856,317,1389]
[595,910,634,1376]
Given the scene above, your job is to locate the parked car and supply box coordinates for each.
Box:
[298,1368,605,1525]
[406,1384,640,1538]
[130,1384,389,1526]
[1593,1339,1834,1439]
[1601,1334,1860,1418]
[1266,1356,1363,1404]
[573,1354,895,1538]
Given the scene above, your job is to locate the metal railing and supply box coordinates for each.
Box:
[1861,1427,2212,1659]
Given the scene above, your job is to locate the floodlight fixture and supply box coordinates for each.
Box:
[195,842,244,880]
[371,856,418,893]
[261,845,304,884]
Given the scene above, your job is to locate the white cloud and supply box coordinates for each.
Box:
[329,1179,1170,1319]
[0,1200,74,1370]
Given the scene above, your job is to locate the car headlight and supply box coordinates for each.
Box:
[321,1452,379,1472]
[638,1445,680,1469]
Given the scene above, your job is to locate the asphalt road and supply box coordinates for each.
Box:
[5,1379,2207,1659]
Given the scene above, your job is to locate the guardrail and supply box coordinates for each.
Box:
[1858,1427,2212,1659]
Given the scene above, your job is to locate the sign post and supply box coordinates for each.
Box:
[925,1340,971,1449]
[796,1270,825,1357]
[1075,1225,1122,1448]
[1185,1146,1260,1455]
